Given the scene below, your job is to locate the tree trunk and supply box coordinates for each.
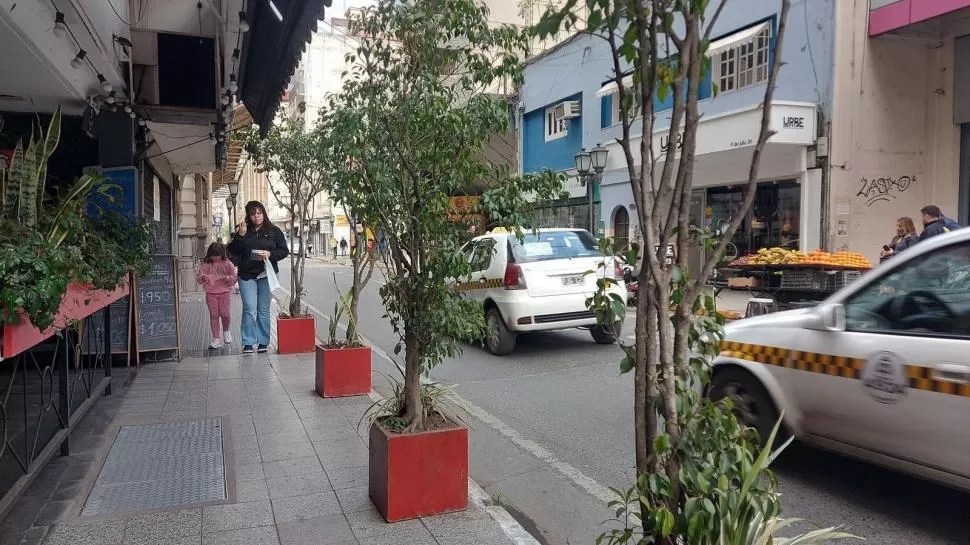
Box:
[403,327,424,431]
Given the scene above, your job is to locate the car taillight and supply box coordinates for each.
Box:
[504,263,527,290]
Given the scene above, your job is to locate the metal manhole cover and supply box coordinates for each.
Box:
[82,418,227,516]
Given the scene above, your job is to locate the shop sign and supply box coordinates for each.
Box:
[654,244,675,266]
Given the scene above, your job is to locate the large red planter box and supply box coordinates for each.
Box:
[277,315,316,354]
[369,418,468,522]
[315,345,371,397]
[2,281,129,359]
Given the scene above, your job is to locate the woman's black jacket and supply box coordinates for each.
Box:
[227,224,289,280]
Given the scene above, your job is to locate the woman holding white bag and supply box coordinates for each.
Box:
[228,201,289,354]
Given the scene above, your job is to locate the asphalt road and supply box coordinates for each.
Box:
[282,259,967,545]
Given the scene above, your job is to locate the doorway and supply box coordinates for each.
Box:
[613,206,630,251]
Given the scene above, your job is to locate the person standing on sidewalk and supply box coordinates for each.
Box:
[340,237,348,256]
[228,201,289,354]
[330,237,338,259]
[197,242,237,349]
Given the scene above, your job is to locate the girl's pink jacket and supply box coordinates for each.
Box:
[197,261,238,294]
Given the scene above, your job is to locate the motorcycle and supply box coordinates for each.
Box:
[623,266,638,306]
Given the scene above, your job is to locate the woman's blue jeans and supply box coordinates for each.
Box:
[239,277,271,346]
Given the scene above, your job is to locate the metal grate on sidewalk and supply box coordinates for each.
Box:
[81,419,227,516]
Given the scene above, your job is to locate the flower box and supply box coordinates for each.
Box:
[315,344,372,397]
[277,314,316,354]
[368,416,468,522]
[2,281,130,359]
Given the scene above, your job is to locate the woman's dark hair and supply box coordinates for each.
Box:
[244,200,275,230]
[204,242,228,264]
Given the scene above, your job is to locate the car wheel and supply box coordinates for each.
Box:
[708,368,781,446]
[590,322,621,344]
[485,307,516,356]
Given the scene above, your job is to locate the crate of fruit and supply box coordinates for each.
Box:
[827,269,863,291]
[780,269,825,290]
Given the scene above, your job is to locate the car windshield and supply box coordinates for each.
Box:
[509,231,602,263]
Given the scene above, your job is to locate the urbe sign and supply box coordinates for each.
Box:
[783,116,805,129]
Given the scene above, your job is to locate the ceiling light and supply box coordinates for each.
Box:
[129,111,136,119]
[239,11,250,32]
[138,119,146,126]
[228,75,238,94]
[232,48,240,61]
[267,0,283,22]
[106,91,116,105]
[53,12,67,38]
[71,49,87,69]
[98,74,112,93]
[221,93,230,106]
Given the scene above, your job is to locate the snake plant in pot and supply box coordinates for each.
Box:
[315,273,372,398]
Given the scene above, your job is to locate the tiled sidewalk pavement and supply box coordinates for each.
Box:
[0,353,520,545]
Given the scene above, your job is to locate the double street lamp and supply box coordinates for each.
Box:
[574,144,609,234]
[226,180,240,229]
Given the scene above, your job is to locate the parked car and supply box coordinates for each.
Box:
[456,228,627,355]
[710,228,970,491]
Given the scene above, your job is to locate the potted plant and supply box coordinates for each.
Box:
[242,117,328,354]
[1,109,152,358]
[315,274,373,397]
[327,0,563,521]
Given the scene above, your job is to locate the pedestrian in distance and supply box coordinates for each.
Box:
[879,216,919,263]
[340,237,348,256]
[331,237,338,259]
[197,242,237,350]
[228,201,289,354]
[919,205,961,241]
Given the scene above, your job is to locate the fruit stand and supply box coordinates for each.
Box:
[714,248,874,310]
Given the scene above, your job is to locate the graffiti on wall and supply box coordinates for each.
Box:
[857,175,914,206]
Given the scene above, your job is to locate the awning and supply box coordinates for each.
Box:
[238,0,329,136]
[596,75,633,97]
[708,21,769,57]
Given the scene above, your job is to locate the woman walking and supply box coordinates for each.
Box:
[197,242,237,349]
[228,201,289,353]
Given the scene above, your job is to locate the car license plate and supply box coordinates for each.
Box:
[561,275,584,286]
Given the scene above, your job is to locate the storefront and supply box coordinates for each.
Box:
[598,101,821,268]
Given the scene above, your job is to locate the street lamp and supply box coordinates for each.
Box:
[575,143,609,234]
[227,181,240,229]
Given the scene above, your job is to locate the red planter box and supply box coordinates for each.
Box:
[315,345,371,397]
[277,315,316,354]
[3,281,129,359]
[369,418,468,522]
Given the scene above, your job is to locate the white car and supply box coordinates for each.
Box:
[457,228,627,355]
[711,228,970,491]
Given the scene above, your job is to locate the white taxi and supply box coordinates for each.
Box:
[710,229,970,491]
[457,228,627,355]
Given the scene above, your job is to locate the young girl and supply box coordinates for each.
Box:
[197,242,238,349]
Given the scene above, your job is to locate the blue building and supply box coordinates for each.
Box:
[519,0,834,269]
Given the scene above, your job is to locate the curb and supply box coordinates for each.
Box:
[280,288,543,545]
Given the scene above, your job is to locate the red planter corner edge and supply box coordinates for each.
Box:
[315,345,372,397]
[369,418,468,522]
[2,281,130,359]
[277,315,316,354]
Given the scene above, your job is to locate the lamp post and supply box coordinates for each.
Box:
[574,143,609,234]
[227,181,240,228]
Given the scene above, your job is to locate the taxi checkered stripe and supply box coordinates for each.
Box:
[719,341,970,398]
[456,278,505,292]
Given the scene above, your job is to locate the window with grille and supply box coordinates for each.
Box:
[714,25,770,94]
[545,108,568,141]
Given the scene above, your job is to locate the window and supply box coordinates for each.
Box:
[544,107,567,141]
[509,231,603,263]
[844,241,970,337]
[713,25,770,94]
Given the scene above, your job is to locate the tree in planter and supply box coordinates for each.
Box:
[536,0,858,543]
[242,116,327,317]
[329,0,563,432]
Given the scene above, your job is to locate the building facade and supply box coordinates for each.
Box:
[826,0,970,259]
[519,0,835,269]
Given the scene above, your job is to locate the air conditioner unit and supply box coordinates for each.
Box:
[554,100,581,120]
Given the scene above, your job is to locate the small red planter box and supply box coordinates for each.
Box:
[369,418,468,522]
[277,315,316,354]
[315,345,372,397]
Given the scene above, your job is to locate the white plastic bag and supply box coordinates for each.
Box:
[264,260,286,298]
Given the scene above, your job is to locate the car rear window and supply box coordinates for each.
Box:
[508,231,602,263]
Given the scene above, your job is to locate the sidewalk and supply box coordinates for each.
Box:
[0,353,525,545]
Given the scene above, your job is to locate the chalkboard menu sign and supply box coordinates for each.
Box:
[135,255,180,353]
[81,296,131,355]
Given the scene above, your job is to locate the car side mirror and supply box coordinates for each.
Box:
[818,303,846,332]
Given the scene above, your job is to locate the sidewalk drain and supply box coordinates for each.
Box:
[81,418,227,516]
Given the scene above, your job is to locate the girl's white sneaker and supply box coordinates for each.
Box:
[223,332,233,344]
[209,338,224,349]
